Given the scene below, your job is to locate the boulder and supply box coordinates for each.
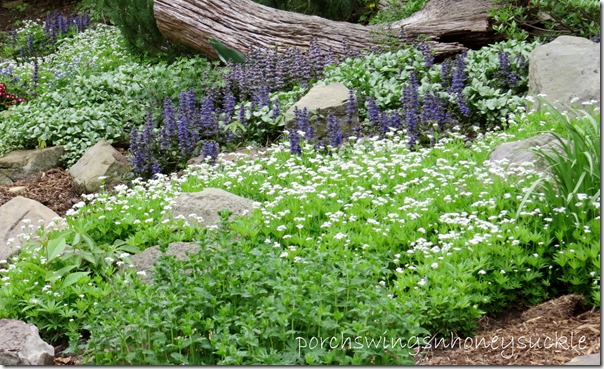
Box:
[170,188,255,227]
[528,36,600,111]
[565,354,600,366]
[284,82,359,142]
[129,242,202,283]
[487,133,565,173]
[0,146,64,185]
[0,319,54,365]
[0,197,60,262]
[68,140,130,193]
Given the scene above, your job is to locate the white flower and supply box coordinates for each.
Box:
[417,278,427,286]
[136,271,146,276]
[478,270,486,275]
[276,225,287,232]
[280,252,288,258]
[334,232,347,240]
[500,269,506,274]
[431,262,438,269]
[396,267,404,273]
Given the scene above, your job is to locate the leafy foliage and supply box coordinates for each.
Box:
[517,106,600,303]
[84,222,426,364]
[0,26,220,165]
[489,0,601,42]
[94,0,193,57]
[0,13,91,60]
[369,0,428,23]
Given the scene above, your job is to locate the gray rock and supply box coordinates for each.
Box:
[129,242,202,283]
[170,188,255,227]
[528,36,600,112]
[565,353,600,366]
[0,172,11,185]
[0,146,64,185]
[0,196,60,262]
[68,140,130,194]
[0,319,54,365]
[487,133,566,172]
[284,82,359,142]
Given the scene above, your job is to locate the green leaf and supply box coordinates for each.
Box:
[46,264,77,282]
[209,38,246,64]
[46,237,67,262]
[61,271,90,289]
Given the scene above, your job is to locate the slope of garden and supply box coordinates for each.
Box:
[0,3,600,365]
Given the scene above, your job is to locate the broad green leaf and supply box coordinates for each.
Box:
[209,38,246,64]
[46,237,68,262]
[61,271,90,289]
[46,264,76,282]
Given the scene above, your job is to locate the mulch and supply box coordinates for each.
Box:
[0,167,81,216]
[415,294,600,365]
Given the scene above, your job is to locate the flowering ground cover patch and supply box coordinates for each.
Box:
[0,12,599,365]
[13,107,589,364]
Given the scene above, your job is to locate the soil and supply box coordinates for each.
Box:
[0,2,600,366]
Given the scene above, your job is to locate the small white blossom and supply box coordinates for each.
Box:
[334,232,347,240]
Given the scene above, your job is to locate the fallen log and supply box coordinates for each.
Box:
[153,0,501,61]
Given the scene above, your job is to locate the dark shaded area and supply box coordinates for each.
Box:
[0,0,79,33]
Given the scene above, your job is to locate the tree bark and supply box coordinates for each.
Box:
[153,0,500,61]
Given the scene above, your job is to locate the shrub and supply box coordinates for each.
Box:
[369,0,428,24]
[489,0,601,42]
[96,0,196,58]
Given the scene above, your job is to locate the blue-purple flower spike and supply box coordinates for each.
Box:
[450,51,470,117]
[402,71,420,149]
[201,140,219,165]
[326,113,343,148]
[289,129,301,155]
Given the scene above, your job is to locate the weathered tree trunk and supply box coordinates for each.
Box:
[153,0,500,61]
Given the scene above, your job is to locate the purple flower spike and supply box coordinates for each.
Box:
[326,113,343,148]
